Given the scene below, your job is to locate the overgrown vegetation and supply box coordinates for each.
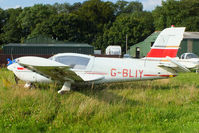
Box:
[1,69,199,132]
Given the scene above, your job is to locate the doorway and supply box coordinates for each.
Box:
[136,47,140,58]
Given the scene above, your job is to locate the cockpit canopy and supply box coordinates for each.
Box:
[49,53,91,69]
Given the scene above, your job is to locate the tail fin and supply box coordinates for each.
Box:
[146,27,185,58]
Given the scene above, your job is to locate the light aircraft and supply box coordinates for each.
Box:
[7,27,199,94]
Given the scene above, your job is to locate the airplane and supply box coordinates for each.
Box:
[7,27,199,94]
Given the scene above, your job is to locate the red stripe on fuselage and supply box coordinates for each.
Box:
[144,74,176,77]
[146,49,178,58]
[17,67,26,70]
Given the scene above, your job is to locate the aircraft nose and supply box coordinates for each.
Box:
[7,64,14,71]
[7,64,16,71]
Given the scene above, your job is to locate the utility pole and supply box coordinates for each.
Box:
[126,34,128,54]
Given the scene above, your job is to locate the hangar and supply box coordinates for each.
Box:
[2,35,94,55]
[3,43,94,55]
[0,35,94,66]
[129,31,199,58]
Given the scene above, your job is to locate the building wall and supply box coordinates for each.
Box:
[129,42,151,58]
[192,40,199,55]
[177,40,187,57]
[177,39,199,57]
[3,45,94,55]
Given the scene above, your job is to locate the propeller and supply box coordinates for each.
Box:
[14,74,19,84]
[7,58,18,84]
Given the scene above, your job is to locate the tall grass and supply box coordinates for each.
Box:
[0,69,199,132]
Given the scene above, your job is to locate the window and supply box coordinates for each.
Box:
[54,56,90,69]
[151,42,154,47]
[186,53,198,59]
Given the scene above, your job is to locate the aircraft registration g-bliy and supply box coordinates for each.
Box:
[7,27,199,94]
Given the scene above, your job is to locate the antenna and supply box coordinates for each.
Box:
[126,34,128,54]
[11,48,13,61]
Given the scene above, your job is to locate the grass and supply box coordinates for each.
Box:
[1,68,199,132]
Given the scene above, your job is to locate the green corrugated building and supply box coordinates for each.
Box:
[3,43,94,55]
[129,31,199,58]
[178,32,199,56]
[3,35,94,55]
[129,31,160,58]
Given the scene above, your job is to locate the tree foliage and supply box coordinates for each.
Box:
[0,8,22,44]
[17,4,57,39]
[115,0,143,16]
[153,0,199,31]
[0,0,198,52]
[95,12,154,51]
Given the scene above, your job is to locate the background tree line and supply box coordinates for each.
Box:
[0,0,198,52]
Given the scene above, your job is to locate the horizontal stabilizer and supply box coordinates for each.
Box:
[158,56,190,72]
[166,56,190,72]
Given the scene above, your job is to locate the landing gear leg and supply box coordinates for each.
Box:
[58,82,71,94]
[24,82,32,88]
[91,82,94,89]
[24,82,35,89]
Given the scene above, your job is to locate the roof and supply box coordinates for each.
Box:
[135,31,199,46]
[133,31,160,47]
[183,32,199,39]
[4,43,93,48]
[143,31,199,40]
[144,31,160,42]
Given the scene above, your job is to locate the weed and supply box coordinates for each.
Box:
[0,69,199,132]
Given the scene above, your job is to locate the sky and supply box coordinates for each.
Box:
[0,0,163,11]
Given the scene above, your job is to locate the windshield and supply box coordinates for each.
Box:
[186,53,198,59]
[54,56,90,69]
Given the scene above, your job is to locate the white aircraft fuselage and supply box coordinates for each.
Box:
[8,56,175,84]
[8,27,199,93]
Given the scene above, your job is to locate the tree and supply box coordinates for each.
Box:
[0,8,22,44]
[95,12,154,52]
[76,0,115,44]
[71,2,82,12]
[51,13,82,42]
[0,8,7,45]
[30,13,83,42]
[53,2,82,14]
[53,3,71,13]
[153,0,199,31]
[115,0,143,16]
[18,4,57,39]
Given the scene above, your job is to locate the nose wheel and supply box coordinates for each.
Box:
[58,82,71,94]
[24,82,32,88]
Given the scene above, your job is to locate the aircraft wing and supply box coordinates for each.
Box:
[77,73,105,82]
[16,56,84,83]
[158,56,190,72]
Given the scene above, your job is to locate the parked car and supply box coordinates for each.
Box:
[180,53,199,72]
[180,53,199,59]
